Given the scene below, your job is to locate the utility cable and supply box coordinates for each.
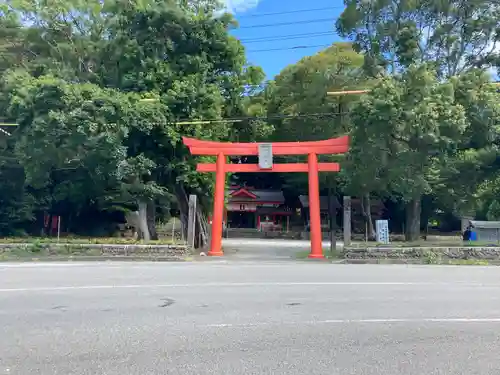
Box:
[175,112,349,126]
[237,6,344,19]
[238,17,334,29]
[240,31,335,44]
[247,44,332,53]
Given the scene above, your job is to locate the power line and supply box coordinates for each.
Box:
[238,17,334,29]
[325,82,500,96]
[175,112,349,125]
[237,6,344,19]
[0,112,351,129]
[240,31,335,44]
[248,44,332,53]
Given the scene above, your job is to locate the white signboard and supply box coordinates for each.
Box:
[258,143,273,169]
[376,220,390,244]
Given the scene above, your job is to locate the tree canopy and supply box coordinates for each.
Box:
[336,0,500,239]
[0,0,266,239]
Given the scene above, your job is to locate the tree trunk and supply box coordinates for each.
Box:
[137,201,150,242]
[343,196,352,246]
[147,200,158,240]
[405,197,421,242]
[361,193,375,240]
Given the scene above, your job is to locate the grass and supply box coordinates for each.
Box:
[295,250,341,260]
[0,245,100,260]
[446,259,490,266]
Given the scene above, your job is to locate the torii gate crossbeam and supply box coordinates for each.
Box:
[183,136,349,258]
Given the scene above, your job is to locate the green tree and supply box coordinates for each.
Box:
[1,71,175,237]
[349,65,468,240]
[259,43,368,237]
[94,0,265,240]
[2,73,128,231]
[338,0,500,237]
[262,43,364,189]
[337,0,500,77]
[268,43,364,142]
[0,139,35,235]
[1,0,112,80]
[1,0,267,242]
[434,72,500,216]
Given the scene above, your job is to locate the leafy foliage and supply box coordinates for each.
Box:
[0,0,266,237]
[337,0,500,239]
[257,43,365,193]
[337,0,500,77]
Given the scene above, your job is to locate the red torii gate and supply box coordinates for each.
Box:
[183,136,349,258]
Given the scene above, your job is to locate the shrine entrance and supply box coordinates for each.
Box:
[183,136,349,258]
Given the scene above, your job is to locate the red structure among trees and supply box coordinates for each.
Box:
[183,136,349,258]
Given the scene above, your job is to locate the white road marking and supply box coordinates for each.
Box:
[0,262,300,269]
[0,281,495,293]
[0,263,97,268]
[204,318,500,328]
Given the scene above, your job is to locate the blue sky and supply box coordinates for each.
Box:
[227,0,346,79]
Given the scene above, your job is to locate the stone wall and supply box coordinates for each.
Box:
[343,246,500,261]
[0,243,190,260]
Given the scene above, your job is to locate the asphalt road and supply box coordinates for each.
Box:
[221,238,343,260]
[2,262,500,374]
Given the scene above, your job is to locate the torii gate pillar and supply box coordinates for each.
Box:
[183,136,349,258]
[209,153,226,256]
[307,153,323,258]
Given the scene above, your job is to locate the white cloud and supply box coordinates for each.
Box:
[222,0,261,14]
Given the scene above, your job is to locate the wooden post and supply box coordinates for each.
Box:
[57,216,61,243]
[308,153,324,258]
[328,193,337,253]
[171,217,176,241]
[187,194,197,249]
[180,221,185,244]
[343,196,352,246]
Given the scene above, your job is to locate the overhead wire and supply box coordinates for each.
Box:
[174,112,349,126]
[236,6,345,19]
[0,112,351,131]
[238,17,335,29]
[240,31,335,44]
[247,44,332,53]
[234,8,341,52]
